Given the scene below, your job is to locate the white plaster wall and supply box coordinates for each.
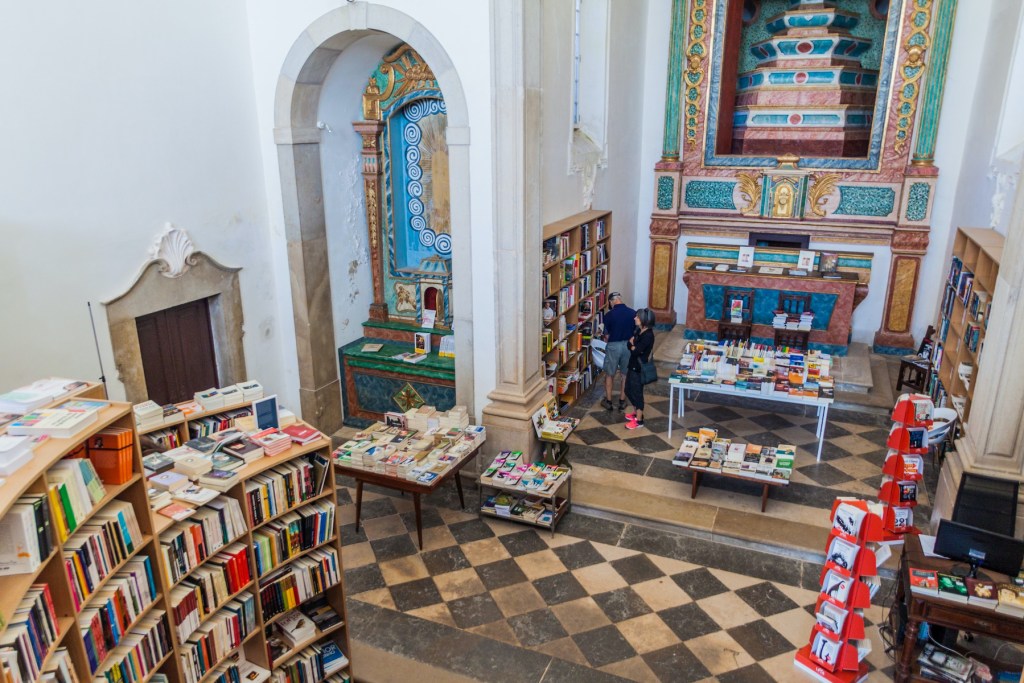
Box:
[0,1,288,404]
[917,0,1021,338]
[541,0,650,304]
[317,34,400,353]
[635,0,673,310]
[243,0,495,419]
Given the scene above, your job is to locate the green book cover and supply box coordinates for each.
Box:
[57,483,78,532]
[78,459,107,504]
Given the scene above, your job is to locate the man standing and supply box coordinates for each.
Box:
[601,292,636,410]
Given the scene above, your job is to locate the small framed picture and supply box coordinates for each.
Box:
[798,250,816,270]
[737,246,755,268]
[819,252,838,273]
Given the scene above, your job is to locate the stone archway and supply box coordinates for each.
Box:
[274,4,474,433]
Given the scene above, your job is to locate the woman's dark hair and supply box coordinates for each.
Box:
[637,308,656,329]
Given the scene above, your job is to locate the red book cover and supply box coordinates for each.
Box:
[281,424,321,443]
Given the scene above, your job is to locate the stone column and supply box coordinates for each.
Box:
[276,136,343,434]
[352,121,389,322]
[481,0,548,457]
[933,175,1024,532]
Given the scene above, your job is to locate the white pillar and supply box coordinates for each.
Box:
[481,0,548,457]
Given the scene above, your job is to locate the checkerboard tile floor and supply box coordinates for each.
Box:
[561,381,936,514]
[339,486,898,682]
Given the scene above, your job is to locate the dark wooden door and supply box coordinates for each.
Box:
[136,298,219,405]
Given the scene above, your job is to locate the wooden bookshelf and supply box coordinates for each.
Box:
[542,209,612,412]
[0,385,353,683]
[929,227,1003,423]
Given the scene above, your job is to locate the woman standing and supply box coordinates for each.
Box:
[625,308,656,430]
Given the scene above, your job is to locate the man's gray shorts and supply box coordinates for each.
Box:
[605,341,629,376]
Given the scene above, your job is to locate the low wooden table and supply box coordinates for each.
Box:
[895,534,1024,682]
[676,463,789,512]
[335,444,482,550]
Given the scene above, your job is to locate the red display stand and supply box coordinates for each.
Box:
[794,499,881,682]
[878,394,934,537]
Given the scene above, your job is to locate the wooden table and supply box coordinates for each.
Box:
[335,445,482,550]
[895,533,1024,682]
[676,463,789,512]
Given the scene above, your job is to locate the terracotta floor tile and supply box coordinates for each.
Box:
[340,540,376,569]
[460,536,512,566]
[379,554,430,585]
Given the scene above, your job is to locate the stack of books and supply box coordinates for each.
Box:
[252,429,292,457]
[133,400,164,431]
[8,400,105,439]
[0,434,35,475]
[672,428,795,482]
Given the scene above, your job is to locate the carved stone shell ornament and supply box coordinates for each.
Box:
[150,223,198,278]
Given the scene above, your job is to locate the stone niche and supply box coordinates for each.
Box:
[104,226,246,403]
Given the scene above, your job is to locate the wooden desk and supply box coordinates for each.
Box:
[895,534,1024,682]
[336,445,482,550]
[672,461,788,512]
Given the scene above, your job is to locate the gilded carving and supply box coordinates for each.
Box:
[651,242,673,310]
[807,174,841,218]
[363,45,438,122]
[771,181,796,219]
[736,172,762,216]
[365,180,378,250]
[361,134,376,150]
[684,0,708,147]
[887,258,919,333]
[894,1,933,154]
[649,217,679,237]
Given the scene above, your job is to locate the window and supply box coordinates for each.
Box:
[570,0,610,175]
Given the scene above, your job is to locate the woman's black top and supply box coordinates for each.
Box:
[627,328,655,372]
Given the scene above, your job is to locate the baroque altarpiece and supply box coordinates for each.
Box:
[647,0,957,353]
[341,44,457,425]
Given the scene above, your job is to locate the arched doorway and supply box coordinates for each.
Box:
[273,5,474,433]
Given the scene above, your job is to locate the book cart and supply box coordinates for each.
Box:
[542,209,612,412]
[879,394,933,541]
[478,451,571,536]
[795,499,883,682]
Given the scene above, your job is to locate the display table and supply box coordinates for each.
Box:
[668,379,832,460]
[336,443,482,550]
[676,463,788,512]
[894,534,1024,682]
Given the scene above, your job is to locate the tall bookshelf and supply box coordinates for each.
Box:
[0,389,352,683]
[542,209,612,411]
[142,397,352,682]
[929,227,1003,423]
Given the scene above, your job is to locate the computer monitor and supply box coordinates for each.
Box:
[934,518,1024,578]
[952,473,1018,537]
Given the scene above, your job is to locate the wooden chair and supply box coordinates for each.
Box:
[896,325,935,393]
[718,288,754,343]
[774,293,812,349]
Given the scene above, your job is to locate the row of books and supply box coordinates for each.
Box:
[169,546,253,642]
[48,457,107,543]
[196,653,269,683]
[480,494,558,526]
[133,381,263,432]
[80,557,158,673]
[909,568,1024,615]
[579,218,607,249]
[771,309,814,331]
[480,451,570,496]
[672,429,796,481]
[179,595,258,683]
[252,501,336,578]
[259,548,340,623]
[94,610,172,683]
[244,453,330,527]
[0,585,60,682]
[64,501,145,611]
[160,497,248,583]
[266,597,343,663]
[0,492,56,576]
[271,640,348,682]
[542,234,571,266]
[187,408,255,441]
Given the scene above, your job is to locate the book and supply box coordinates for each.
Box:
[149,471,190,492]
[936,573,969,602]
[758,266,784,275]
[282,424,322,445]
[157,502,196,521]
[737,246,755,268]
[0,435,34,475]
[142,452,175,475]
[908,567,938,595]
[917,643,973,683]
[360,343,383,353]
[965,576,998,606]
[7,408,99,438]
[798,250,816,270]
[173,484,220,505]
[276,609,316,646]
[995,582,1024,616]
[414,332,430,355]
